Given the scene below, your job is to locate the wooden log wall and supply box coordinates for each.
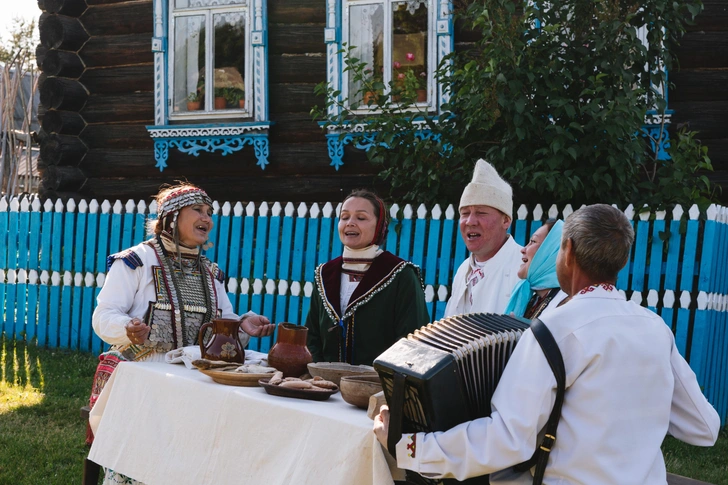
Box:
[37,0,90,200]
[37,0,377,203]
[36,0,726,203]
[671,0,728,203]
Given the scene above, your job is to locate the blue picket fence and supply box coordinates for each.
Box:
[0,196,726,423]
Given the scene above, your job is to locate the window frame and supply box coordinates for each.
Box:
[168,2,252,121]
[325,0,453,118]
[341,0,438,113]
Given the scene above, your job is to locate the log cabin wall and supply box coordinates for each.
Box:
[36,0,379,203]
[36,0,726,203]
[672,0,728,203]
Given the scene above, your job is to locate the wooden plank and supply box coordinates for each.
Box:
[304,204,320,282]
[97,201,111,271]
[17,200,31,268]
[240,204,255,280]
[269,54,326,84]
[60,275,72,348]
[16,277,28,341]
[29,201,42,271]
[0,200,6,273]
[7,201,19,270]
[317,203,334,268]
[630,216,650,292]
[121,201,134,251]
[278,203,294,281]
[81,2,154,36]
[290,204,307,282]
[438,206,456,286]
[269,83,324,114]
[80,33,154,67]
[253,204,269,280]
[26,273,39,343]
[269,25,325,55]
[5,276,17,338]
[37,275,50,346]
[687,0,728,32]
[675,31,728,69]
[648,216,666,291]
[80,126,154,150]
[670,101,728,139]
[81,279,95,352]
[49,273,61,347]
[671,69,728,102]
[216,202,232,275]
[268,0,325,24]
[266,204,282,279]
[51,201,64,272]
[80,64,154,95]
[424,206,441,286]
[412,205,427,269]
[0,279,6,338]
[71,275,83,350]
[81,93,155,123]
[40,202,54,271]
[108,201,123,258]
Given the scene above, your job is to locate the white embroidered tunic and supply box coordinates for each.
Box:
[395,285,720,484]
[444,236,523,317]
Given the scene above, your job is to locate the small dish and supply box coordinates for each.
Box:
[258,378,339,401]
[307,362,377,386]
[198,368,273,387]
[340,375,383,409]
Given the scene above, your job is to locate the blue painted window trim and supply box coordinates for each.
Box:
[323,0,453,169]
[148,0,270,171]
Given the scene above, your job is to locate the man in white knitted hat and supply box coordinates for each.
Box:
[444,159,523,317]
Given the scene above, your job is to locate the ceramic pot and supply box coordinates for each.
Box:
[416,89,427,103]
[199,318,245,363]
[186,101,201,111]
[238,99,245,109]
[267,323,312,377]
[214,96,226,109]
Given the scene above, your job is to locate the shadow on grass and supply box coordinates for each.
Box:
[0,337,99,485]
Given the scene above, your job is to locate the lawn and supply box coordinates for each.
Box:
[0,337,726,484]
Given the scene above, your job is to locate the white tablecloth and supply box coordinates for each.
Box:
[88,362,398,485]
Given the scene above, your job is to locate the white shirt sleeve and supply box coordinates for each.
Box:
[92,259,143,345]
[667,341,721,445]
[395,330,553,480]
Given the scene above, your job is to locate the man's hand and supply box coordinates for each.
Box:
[373,404,390,450]
[240,315,276,337]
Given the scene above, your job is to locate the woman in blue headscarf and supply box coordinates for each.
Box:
[504,219,567,319]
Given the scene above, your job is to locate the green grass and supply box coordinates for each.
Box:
[0,337,726,484]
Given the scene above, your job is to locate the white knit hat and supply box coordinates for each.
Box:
[458,159,513,217]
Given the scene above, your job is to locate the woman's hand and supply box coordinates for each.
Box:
[125,318,150,345]
[373,404,390,450]
[240,315,276,337]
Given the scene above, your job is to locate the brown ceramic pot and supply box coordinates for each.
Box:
[199,318,245,363]
[267,323,313,377]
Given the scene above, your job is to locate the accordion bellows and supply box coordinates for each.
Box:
[373,313,531,484]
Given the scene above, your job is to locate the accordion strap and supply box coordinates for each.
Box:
[387,371,407,460]
[513,317,566,485]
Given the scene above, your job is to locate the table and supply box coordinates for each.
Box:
[89,362,399,485]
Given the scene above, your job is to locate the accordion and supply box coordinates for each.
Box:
[373,313,531,485]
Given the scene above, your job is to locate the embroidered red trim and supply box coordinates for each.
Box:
[406,434,417,458]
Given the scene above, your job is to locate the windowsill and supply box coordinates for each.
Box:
[146,121,272,171]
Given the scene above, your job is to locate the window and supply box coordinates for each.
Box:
[344,1,433,108]
[325,0,452,115]
[170,0,250,119]
[147,0,270,171]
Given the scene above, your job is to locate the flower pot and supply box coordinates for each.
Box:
[362,91,378,106]
[416,89,427,103]
[214,96,226,109]
[238,99,245,109]
[267,323,313,378]
[186,101,201,111]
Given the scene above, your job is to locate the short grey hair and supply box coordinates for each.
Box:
[562,204,634,282]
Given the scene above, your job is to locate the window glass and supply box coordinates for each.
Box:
[392,1,428,103]
[172,15,205,113]
[213,12,246,111]
[349,4,384,105]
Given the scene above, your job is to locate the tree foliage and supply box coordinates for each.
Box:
[0,17,38,67]
[313,0,718,209]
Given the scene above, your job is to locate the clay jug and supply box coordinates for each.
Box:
[199,318,245,363]
[267,323,313,377]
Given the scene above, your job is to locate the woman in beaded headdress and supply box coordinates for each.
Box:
[305,189,430,366]
[87,183,274,483]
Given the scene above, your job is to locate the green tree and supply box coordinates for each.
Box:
[314,0,718,209]
[0,17,38,67]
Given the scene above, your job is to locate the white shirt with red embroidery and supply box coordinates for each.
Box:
[444,236,523,317]
[396,284,720,484]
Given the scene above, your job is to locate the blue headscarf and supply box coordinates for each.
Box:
[503,220,564,317]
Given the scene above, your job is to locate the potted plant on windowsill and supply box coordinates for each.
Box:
[187,92,202,111]
[361,67,383,106]
[223,87,245,109]
[214,87,227,110]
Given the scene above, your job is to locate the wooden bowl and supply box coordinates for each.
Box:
[339,375,383,409]
[306,362,377,386]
